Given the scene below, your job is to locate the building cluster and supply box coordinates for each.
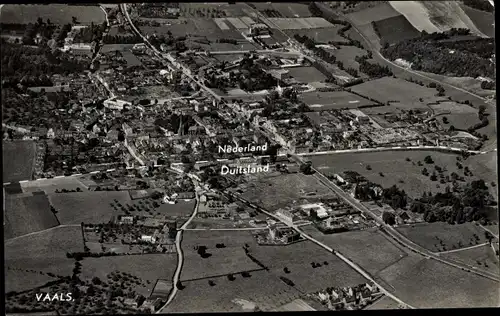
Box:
[254,224,302,245]
[309,283,382,310]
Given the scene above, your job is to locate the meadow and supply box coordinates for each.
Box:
[0,4,105,25]
[3,140,36,183]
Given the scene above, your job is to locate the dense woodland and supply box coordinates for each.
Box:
[381,29,495,79]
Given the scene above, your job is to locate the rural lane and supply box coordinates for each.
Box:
[158,181,202,313]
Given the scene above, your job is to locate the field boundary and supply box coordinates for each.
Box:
[181,267,267,282]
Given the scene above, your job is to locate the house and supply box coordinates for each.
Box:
[142,298,164,312]
[172,192,195,200]
[141,235,157,243]
[118,215,134,225]
[276,209,297,224]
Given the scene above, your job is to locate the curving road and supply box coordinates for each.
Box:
[157,181,202,313]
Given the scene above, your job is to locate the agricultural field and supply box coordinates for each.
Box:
[162,270,302,312]
[151,279,172,298]
[179,3,249,17]
[0,4,105,25]
[80,254,178,297]
[350,77,442,110]
[4,269,57,293]
[300,226,407,276]
[48,191,132,225]
[441,244,499,275]
[267,17,333,30]
[396,222,488,253]
[155,200,196,217]
[307,150,483,198]
[287,66,327,83]
[20,177,88,194]
[346,2,401,26]
[141,19,245,41]
[378,252,500,308]
[248,240,367,294]
[255,2,313,18]
[428,101,477,114]
[284,25,347,43]
[180,230,262,281]
[365,295,401,310]
[3,140,36,183]
[5,226,84,290]
[300,91,374,111]
[460,4,495,38]
[373,15,421,44]
[239,172,335,210]
[4,193,59,239]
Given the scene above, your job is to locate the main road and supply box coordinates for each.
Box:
[288,151,500,282]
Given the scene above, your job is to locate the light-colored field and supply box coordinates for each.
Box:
[269,3,312,18]
[162,270,302,312]
[300,91,374,110]
[307,150,478,198]
[179,3,249,17]
[100,44,136,53]
[80,254,177,297]
[152,279,172,298]
[460,4,495,38]
[287,66,327,83]
[181,230,261,280]
[300,226,408,276]
[4,193,59,239]
[442,244,499,275]
[267,17,333,29]
[248,241,367,294]
[347,2,401,25]
[378,253,500,308]
[5,226,84,290]
[48,191,132,224]
[428,101,476,114]
[0,4,105,25]
[3,140,36,183]
[225,17,247,29]
[273,299,317,311]
[240,172,335,210]
[20,177,88,194]
[365,295,401,310]
[350,77,442,110]
[396,222,488,252]
[389,1,486,37]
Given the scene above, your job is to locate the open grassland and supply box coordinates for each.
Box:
[365,295,401,310]
[179,3,249,17]
[162,270,302,312]
[300,91,374,110]
[0,4,105,25]
[300,226,407,276]
[270,3,312,18]
[240,172,334,210]
[181,230,261,280]
[5,226,83,290]
[373,15,421,44]
[267,17,333,30]
[396,222,488,253]
[80,254,177,297]
[4,193,59,239]
[155,200,196,217]
[460,4,495,38]
[333,45,368,73]
[287,66,327,83]
[441,244,499,275]
[350,77,442,110]
[429,101,476,114]
[5,269,57,293]
[48,191,132,224]
[284,26,347,43]
[378,253,500,308]
[3,140,36,183]
[248,241,367,294]
[20,177,88,194]
[347,2,400,26]
[141,19,245,40]
[308,150,474,198]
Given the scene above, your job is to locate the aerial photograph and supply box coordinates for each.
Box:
[1,0,498,314]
